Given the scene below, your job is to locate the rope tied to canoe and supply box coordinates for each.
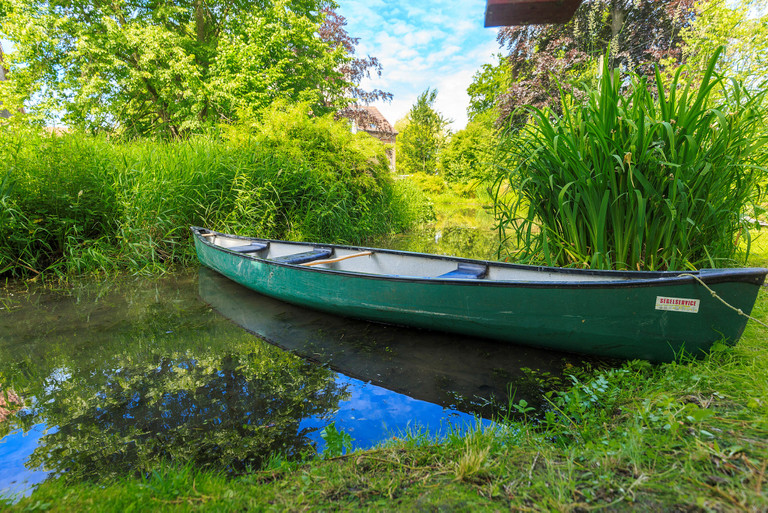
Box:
[680,273,768,329]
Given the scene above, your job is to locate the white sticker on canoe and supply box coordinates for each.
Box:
[655,296,700,313]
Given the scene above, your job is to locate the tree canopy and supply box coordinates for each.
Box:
[682,0,768,93]
[474,0,698,126]
[0,0,385,136]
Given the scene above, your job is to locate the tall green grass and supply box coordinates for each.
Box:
[493,49,768,270]
[0,104,425,278]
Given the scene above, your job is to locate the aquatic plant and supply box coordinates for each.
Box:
[493,49,768,270]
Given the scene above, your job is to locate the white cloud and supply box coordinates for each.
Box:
[338,0,500,130]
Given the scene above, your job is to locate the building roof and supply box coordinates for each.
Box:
[341,105,397,136]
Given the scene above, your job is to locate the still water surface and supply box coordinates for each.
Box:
[0,228,591,498]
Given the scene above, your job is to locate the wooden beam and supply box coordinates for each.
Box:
[485,0,584,27]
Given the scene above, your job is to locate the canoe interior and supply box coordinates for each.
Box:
[204,233,662,284]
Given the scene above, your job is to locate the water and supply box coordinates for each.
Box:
[374,225,500,261]
[0,257,591,498]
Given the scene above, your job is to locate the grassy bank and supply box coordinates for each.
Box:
[0,105,428,279]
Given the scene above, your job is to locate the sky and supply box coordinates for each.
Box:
[337,0,501,130]
[2,0,501,131]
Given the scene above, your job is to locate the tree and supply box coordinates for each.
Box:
[317,8,394,131]
[207,4,347,126]
[439,110,496,183]
[484,0,697,126]
[0,0,381,136]
[396,89,450,175]
[317,8,392,106]
[0,41,8,119]
[467,55,512,121]
[682,0,768,93]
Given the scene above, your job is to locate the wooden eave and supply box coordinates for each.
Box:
[484,0,584,26]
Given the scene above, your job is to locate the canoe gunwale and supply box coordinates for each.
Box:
[190,227,768,290]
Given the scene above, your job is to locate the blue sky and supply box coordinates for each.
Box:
[2,0,500,130]
[338,0,500,130]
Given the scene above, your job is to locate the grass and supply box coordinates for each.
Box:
[408,172,495,231]
[373,172,500,260]
[0,104,427,279]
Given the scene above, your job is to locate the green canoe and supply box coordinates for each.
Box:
[192,227,767,362]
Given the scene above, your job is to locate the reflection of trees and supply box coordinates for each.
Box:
[15,345,346,482]
[0,276,349,482]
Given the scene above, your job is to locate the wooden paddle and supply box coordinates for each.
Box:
[302,251,373,266]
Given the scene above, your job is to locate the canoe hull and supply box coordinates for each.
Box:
[193,228,765,362]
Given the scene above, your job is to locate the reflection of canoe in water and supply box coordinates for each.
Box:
[197,267,582,417]
[192,227,767,362]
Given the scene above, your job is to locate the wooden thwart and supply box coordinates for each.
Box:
[302,251,373,267]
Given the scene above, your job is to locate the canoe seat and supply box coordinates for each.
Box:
[227,242,269,253]
[438,263,488,279]
[273,248,333,265]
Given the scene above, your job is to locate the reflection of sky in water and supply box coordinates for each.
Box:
[0,424,50,499]
[0,271,570,500]
[302,374,495,454]
[0,372,494,498]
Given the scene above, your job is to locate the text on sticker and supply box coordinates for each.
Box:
[655,296,700,313]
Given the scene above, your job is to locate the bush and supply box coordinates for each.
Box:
[439,113,496,184]
[493,49,768,270]
[0,104,427,277]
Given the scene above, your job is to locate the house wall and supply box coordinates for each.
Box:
[366,131,397,171]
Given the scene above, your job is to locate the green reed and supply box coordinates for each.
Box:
[493,49,768,270]
[0,104,423,278]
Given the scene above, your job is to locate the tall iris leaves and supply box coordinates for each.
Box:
[493,49,768,270]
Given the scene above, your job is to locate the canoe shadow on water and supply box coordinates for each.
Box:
[197,266,598,420]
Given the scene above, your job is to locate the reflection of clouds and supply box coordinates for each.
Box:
[301,374,492,455]
[338,0,500,130]
[43,367,72,395]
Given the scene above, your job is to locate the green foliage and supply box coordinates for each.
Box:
[209,4,348,123]
[0,104,427,277]
[396,89,451,175]
[319,422,354,458]
[439,111,497,183]
[467,55,512,119]
[0,0,350,136]
[493,49,768,270]
[408,172,446,195]
[682,0,768,94]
